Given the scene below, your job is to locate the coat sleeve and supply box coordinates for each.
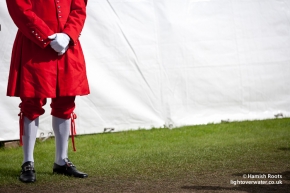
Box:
[62,0,87,45]
[6,0,55,48]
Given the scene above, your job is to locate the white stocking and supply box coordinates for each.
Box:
[22,117,39,164]
[52,116,70,166]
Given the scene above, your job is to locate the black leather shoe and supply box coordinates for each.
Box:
[53,158,88,178]
[19,161,36,183]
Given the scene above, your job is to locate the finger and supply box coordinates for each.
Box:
[48,34,57,39]
[58,50,65,55]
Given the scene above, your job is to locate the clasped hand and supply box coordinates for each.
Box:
[48,33,70,55]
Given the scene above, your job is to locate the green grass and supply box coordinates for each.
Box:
[0,118,289,185]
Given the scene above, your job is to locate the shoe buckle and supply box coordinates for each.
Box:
[65,162,74,167]
[23,165,33,171]
[64,158,74,167]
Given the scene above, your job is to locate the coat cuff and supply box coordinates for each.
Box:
[26,24,54,48]
[62,30,79,46]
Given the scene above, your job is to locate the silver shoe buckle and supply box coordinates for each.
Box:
[23,165,33,171]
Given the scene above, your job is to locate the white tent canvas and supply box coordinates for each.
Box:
[0,0,290,141]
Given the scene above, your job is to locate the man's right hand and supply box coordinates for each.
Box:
[48,33,70,53]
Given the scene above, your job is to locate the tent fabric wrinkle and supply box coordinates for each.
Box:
[0,0,290,141]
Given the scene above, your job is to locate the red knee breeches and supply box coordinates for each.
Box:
[18,96,77,150]
[20,96,76,120]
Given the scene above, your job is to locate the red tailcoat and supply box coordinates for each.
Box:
[6,0,90,98]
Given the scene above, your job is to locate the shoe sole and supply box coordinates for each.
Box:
[19,178,36,183]
[53,170,88,178]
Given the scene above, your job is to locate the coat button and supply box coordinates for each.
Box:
[44,42,47,45]
[32,31,34,33]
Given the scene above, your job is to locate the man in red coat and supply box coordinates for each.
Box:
[6,0,90,183]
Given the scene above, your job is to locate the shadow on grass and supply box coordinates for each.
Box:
[0,166,53,180]
[181,171,290,193]
[278,147,290,151]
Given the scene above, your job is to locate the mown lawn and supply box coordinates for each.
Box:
[0,118,289,192]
